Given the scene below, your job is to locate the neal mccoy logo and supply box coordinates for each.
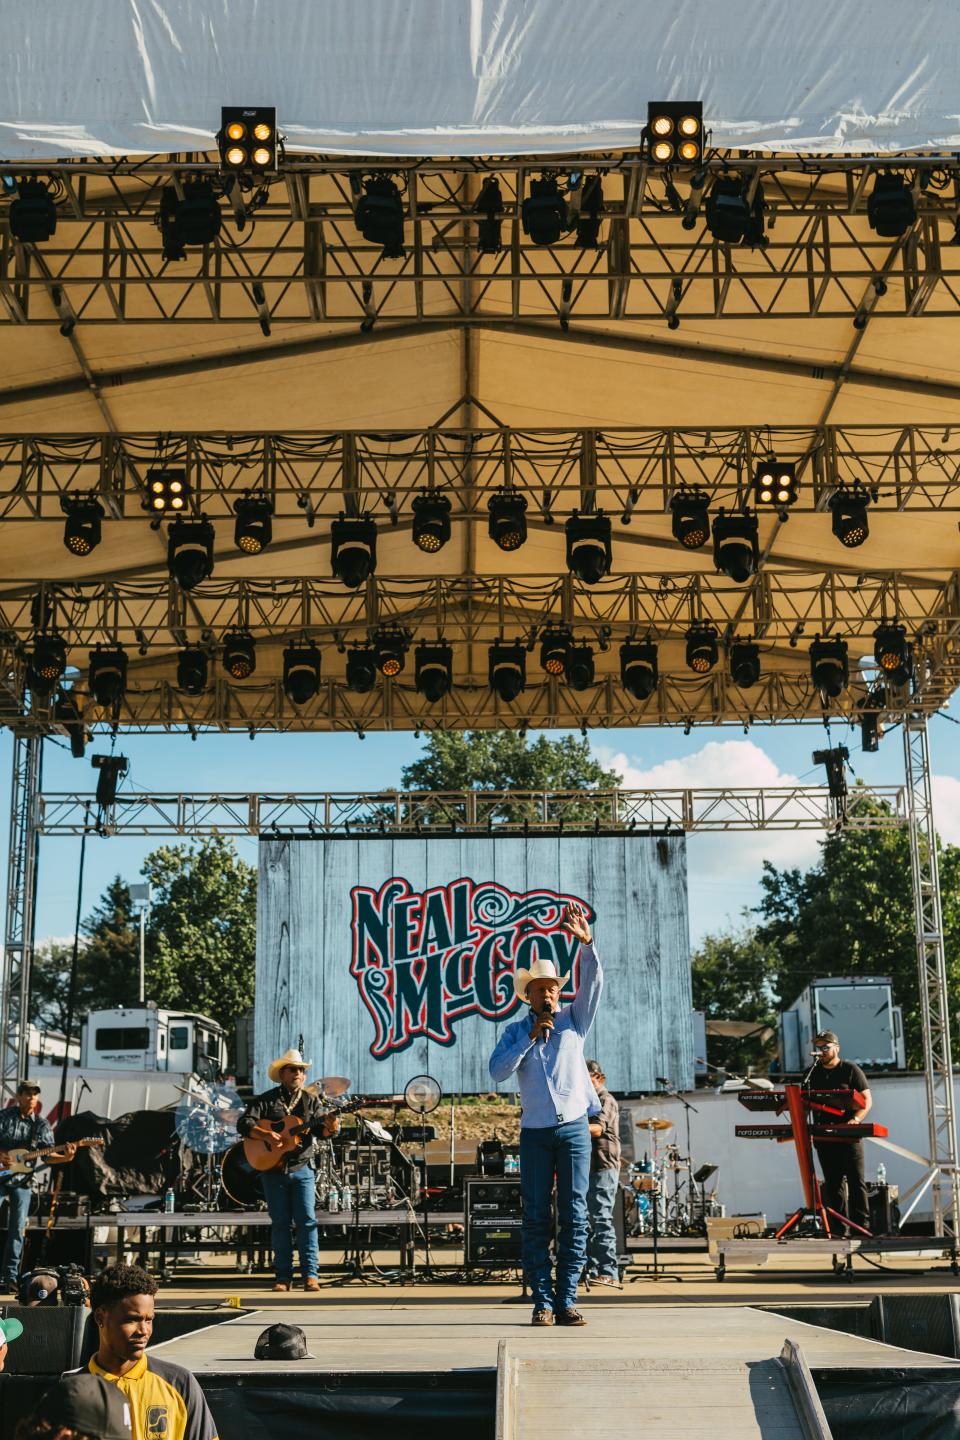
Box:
[349,878,594,1057]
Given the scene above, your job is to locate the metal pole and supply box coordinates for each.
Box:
[902,715,960,1234]
[0,734,41,1101]
[139,907,146,1005]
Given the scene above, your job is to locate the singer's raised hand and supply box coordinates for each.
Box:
[562,901,593,944]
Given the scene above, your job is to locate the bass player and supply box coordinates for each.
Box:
[237,1049,339,1292]
[0,1080,77,1294]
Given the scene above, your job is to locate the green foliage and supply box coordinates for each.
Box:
[29,939,79,1035]
[82,876,140,1009]
[691,923,778,1074]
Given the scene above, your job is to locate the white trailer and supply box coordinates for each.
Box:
[779,976,906,1073]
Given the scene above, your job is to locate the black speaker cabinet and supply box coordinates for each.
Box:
[871,1293,960,1359]
[0,1304,91,1375]
[464,1177,523,1266]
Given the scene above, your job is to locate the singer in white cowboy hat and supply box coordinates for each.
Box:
[489,901,602,1328]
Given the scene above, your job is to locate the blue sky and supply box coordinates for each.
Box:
[4,703,958,952]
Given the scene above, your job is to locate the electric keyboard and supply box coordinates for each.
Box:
[735,1121,888,1142]
[737,1088,866,1115]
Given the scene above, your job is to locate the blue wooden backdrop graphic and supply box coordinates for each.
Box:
[255,834,693,1094]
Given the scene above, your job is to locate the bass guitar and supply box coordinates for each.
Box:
[0,1137,103,1178]
[242,1097,369,1173]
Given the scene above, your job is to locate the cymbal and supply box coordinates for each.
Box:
[306,1076,351,1098]
[635,1117,673,1131]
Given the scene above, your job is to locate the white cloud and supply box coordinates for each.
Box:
[932,774,960,847]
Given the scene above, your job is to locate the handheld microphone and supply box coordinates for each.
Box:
[539,1000,554,1042]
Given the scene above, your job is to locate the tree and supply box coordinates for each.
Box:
[142,837,257,1044]
[398,730,622,824]
[691,923,778,1075]
[29,939,79,1035]
[81,876,140,1010]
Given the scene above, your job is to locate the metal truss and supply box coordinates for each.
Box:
[0,734,40,1100]
[2,154,960,325]
[903,717,960,1236]
[34,784,907,837]
[5,425,960,522]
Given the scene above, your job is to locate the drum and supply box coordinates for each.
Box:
[629,1160,658,1193]
[219,1143,265,1209]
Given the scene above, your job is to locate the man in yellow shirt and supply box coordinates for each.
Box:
[76,1263,218,1440]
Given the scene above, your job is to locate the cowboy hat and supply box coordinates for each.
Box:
[267,1048,312,1083]
[513,957,569,1004]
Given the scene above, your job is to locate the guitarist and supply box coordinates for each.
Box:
[237,1049,339,1293]
[0,1081,76,1294]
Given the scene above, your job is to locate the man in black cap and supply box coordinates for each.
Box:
[0,1081,76,1293]
[807,1030,872,1232]
[16,1373,132,1439]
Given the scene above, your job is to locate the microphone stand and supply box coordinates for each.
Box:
[656,1077,699,1232]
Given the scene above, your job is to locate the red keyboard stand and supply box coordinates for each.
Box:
[774,1084,873,1240]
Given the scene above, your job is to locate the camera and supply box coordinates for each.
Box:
[19,1263,90,1307]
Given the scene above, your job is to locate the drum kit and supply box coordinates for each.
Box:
[622,1115,720,1237]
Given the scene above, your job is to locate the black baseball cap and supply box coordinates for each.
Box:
[254,1322,314,1360]
[31,1374,132,1439]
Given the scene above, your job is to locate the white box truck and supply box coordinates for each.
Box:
[779,976,905,1073]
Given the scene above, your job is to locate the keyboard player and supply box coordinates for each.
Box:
[807,1030,872,1231]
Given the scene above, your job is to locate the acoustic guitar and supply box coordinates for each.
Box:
[0,1137,103,1178]
[242,1097,368,1173]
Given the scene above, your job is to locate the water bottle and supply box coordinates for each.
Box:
[876,1162,887,1186]
[326,1186,340,1213]
[342,1184,353,1212]
[163,1187,176,1214]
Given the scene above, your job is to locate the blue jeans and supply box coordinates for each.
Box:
[586,1168,619,1279]
[519,1116,590,1312]
[1,1185,33,1288]
[260,1166,318,1283]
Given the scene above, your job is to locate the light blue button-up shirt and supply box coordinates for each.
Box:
[488,942,603,1129]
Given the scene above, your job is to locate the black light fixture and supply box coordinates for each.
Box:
[859,687,886,754]
[88,645,128,707]
[283,642,321,705]
[754,460,798,509]
[670,491,710,550]
[9,180,57,243]
[488,491,527,552]
[705,175,765,246]
[176,646,208,695]
[331,515,377,588]
[54,688,86,759]
[144,467,189,515]
[712,511,759,583]
[489,642,526,701]
[167,517,215,591]
[26,634,66,698]
[475,177,504,254]
[223,631,256,680]
[565,641,595,691]
[219,106,277,173]
[373,625,408,678]
[647,102,703,166]
[813,744,849,802]
[354,175,406,258]
[729,639,761,689]
[565,512,612,585]
[810,636,849,698]
[829,486,870,548]
[415,642,453,703]
[61,494,104,557]
[685,625,718,674]
[412,491,452,553]
[620,640,658,700]
[91,752,129,809]
[873,622,913,686]
[539,628,571,677]
[575,175,604,248]
[346,645,378,693]
[160,183,222,261]
[233,494,273,555]
[521,176,568,245]
[867,172,915,238]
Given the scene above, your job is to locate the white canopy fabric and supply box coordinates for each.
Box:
[2,0,960,159]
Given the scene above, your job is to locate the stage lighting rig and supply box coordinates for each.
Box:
[373,626,408,677]
[670,491,710,550]
[874,622,913,686]
[416,642,453,703]
[475,177,504,254]
[345,645,378,693]
[521,176,568,245]
[331,515,377,589]
[712,511,759,583]
[565,512,612,585]
[88,645,128,708]
[858,688,886,753]
[412,491,452,553]
[26,634,66,699]
[54,688,86,759]
[160,183,222,261]
[809,636,849,698]
[219,107,277,174]
[9,179,57,242]
[829,486,870,548]
[565,641,595,691]
[144,467,189,516]
[61,494,104,557]
[647,102,703,166]
[704,175,765,246]
[812,744,849,803]
[754,460,798,510]
[91,753,129,810]
[685,625,718,674]
[540,628,571,677]
[867,172,915,238]
[574,174,604,248]
[488,490,527,552]
[176,647,208,695]
[233,493,273,555]
[354,174,406,258]
[729,639,761,689]
[489,642,526,702]
[620,641,658,701]
[167,517,214,591]
[283,642,321,705]
[222,631,256,680]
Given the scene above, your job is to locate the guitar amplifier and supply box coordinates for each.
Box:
[465,1177,523,1266]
